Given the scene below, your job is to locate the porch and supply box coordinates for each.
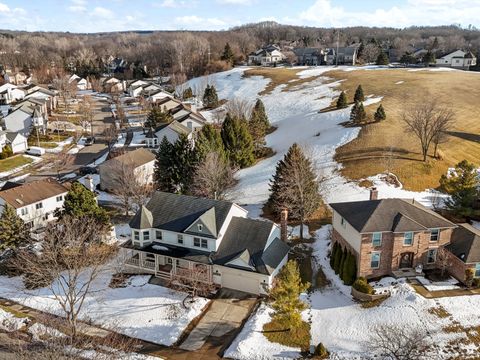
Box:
[124,248,214,284]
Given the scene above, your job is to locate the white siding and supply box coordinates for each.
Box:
[332,209,362,253]
[214,265,270,295]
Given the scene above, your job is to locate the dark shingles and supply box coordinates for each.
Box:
[447,223,480,263]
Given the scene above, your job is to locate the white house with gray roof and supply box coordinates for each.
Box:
[122,192,290,295]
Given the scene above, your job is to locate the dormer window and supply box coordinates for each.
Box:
[198,224,203,232]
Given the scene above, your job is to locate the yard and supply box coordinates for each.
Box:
[328,68,480,191]
[0,155,33,173]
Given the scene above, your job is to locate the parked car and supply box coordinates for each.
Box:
[84,137,95,146]
[78,166,98,175]
[25,147,45,156]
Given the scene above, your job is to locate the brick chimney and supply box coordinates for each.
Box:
[280,208,288,242]
[370,187,378,201]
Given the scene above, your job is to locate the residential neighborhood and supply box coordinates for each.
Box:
[1,3,480,360]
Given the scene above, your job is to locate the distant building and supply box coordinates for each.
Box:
[0,131,28,153]
[248,44,285,66]
[435,50,477,70]
[293,48,326,66]
[326,44,361,65]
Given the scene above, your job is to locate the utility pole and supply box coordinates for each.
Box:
[208,45,211,64]
[336,31,340,67]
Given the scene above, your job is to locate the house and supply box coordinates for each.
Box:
[98,148,156,191]
[0,178,69,229]
[445,223,480,282]
[146,89,173,103]
[0,131,28,153]
[248,45,285,66]
[294,48,326,66]
[326,44,361,65]
[330,190,456,279]
[122,192,290,295]
[2,99,48,136]
[103,77,126,93]
[153,97,206,132]
[24,87,57,112]
[69,74,89,91]
[435,50,477,70]
[147,120,193,147]
[0,83,25,104]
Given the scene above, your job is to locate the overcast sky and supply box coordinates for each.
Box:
[0,0,479,33]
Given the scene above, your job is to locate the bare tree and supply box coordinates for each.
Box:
[369,324,433,360]
[52,152,74,179]
[436,247,453,278]
[171,263,216,299]
[225,98,252,120]
[78,95,95,137]
[53,74,77,113]
[402,99,455,162]
[103,123,119,150]
[191,151,237,200]
[12,216,117,340]
[104,157,153,215]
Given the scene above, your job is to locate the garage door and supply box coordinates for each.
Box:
[222,272,259,294]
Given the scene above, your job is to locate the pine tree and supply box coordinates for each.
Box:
[376,52,389,65]
[145,106,173,128]
[353,85,365,103]
[330,242,338,269]
[350,101,366,124]
[183,87,193,100]
[339,247,347,278]
[333,246,343,274]
[220,43,235,66]
[0,204,30,251]
[269,260,309,328]
[172,133,199,193]
[203,84,219,109]
[440,160,479,217]
[249,99,270,154]
[196,123,226,160]
[154,136,176,192]
[336,91,348,109]
[267,143,322,239]
[61,182,110,226]
[221,113,255,169]
[342,252,357,285]
[374,104,386,121]
[424,51,435,65]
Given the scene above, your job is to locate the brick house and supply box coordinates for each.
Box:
[330,191,456,279]
[445,223,480,282]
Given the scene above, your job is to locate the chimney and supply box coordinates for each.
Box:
[370,187,378,201]
[280,208,288,242]
[85,175,95,192]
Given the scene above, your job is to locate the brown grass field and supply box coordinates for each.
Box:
[245,67,480,191]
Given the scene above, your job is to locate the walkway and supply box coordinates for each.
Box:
[409,279,480,298]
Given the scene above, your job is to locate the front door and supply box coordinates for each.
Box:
[399,252,414,269]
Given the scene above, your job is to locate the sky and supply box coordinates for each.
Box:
[0,0,479,33]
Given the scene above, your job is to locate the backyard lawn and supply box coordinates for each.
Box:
[0,155,33,173]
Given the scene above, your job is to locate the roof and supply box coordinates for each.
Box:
[5,131,22,142]
[330,198,455,233]
[155,120,191,136]
[100,148,155,169]
[212,217,290,275]
[129,191,236,239]
[0,178,68,209]
[446,223,480,263]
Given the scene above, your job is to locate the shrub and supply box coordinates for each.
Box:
[315,342,330,358]
[353,277,374,295]
[342,252,357,285]
[330,242,338,269]
[336,91,348,109]
[465,268,475,287]
[339,248,347,278]
[333,246,343,274]
[473,277,480,288]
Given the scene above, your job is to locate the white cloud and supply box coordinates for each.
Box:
[174,15,227,29]
[217,0,252,4]
[91,7,114,19]
[294,0,480,28]
[156,0,194,8]
[0,2,10,13]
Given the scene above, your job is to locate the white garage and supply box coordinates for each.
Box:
[222,272,259,294]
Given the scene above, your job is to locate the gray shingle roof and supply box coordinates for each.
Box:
[446,223,480,263]
[330,199,455,233]
[129,191,234,239]
[212,217,290,275]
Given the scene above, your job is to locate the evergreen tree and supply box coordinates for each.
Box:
[220,43,235,66]
[154,136,176,192]
[269,260,309,328]
[342,252,357,285]
[203,85,219,109]
[336,91,348,109]
[145,106,172,128]
[267,143,322,239]
[338,247,347,279]
[182,87,193,100]
[221,113,255,169]
[439,160,479,217]
[196,123,226,160]
[374,104,386,121]
[249,99,270,154]
[330,242,338,269]
[350,101,367,124]
[61,182,110,226]
[333,246,343,274]
[353,85,365,103]
[172,133,199,193]
[424,51,435,65]
[0,204,30,251]
[376,52,389,65]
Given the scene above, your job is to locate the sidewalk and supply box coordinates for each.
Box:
[409,279,480,298]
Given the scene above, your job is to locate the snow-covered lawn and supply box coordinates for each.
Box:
[0,272,208,346]
[416,276,461,292]
[0,307,28,332]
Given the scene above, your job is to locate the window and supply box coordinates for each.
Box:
[133,231,140,241]
[177,234,184,244]
[201,239,208,249]
[155,230,162,241]
[194,237,200,247]
[197,224,203,232]
[35,202,43,210]
[340,217,346,228]
[43,213,49,221]
[430,229,439,242]
[143,231,150,241]
[21,208,28,216]
[371,252,381,269]
[372,233,382,247]
[427,249,437,264]
[56,195,63,202]
[167,258,172,264]
[404,232,413,246]
[475,263,480,278]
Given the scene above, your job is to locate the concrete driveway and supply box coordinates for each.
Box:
[179,290,257,352]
